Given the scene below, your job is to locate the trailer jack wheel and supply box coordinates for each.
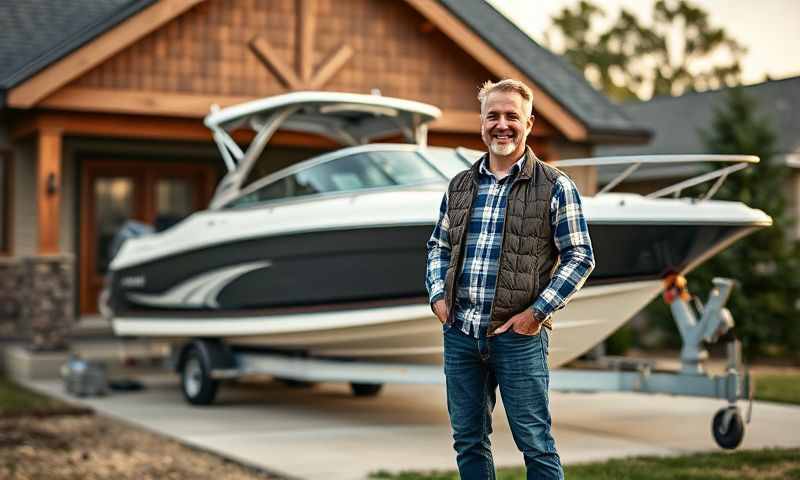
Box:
[350,382,383,397]
[712,406,745,449]
[181,347,219,406]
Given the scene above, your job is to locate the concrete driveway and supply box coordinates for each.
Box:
[26,375,800,480]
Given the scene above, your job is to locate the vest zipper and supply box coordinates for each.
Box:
[488,171,530,332]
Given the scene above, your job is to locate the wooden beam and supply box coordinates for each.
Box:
[39,87,501,136]
[402,0,588,141]
[431,109,479,133]
[297,0,316,83]
[37,128,62,254]
[13,112,212,142]
[40,86,253,118]
[308,44,354,89]
[7,0,205,108]
[13,111,341,149]
[249,36,303,90]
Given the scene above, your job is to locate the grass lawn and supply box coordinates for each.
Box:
[0,375,78,415]
[753,372,800,405]
[370,447,800,480]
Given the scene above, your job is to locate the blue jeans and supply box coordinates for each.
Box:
[443,323,563,480]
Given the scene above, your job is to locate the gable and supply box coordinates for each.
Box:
[47,0,494,114]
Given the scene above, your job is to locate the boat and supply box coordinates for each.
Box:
[103,91,772,369]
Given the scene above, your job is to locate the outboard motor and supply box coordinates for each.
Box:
[100,220,154,319]
[108,220,154,261]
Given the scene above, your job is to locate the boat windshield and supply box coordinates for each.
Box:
[226,149,446,208]
[422,147,475,178]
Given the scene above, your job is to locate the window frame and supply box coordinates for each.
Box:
[0,149,13,256]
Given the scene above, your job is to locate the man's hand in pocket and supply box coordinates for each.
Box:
[432,299,449,325]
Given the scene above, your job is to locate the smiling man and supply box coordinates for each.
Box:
[425,79,595,479]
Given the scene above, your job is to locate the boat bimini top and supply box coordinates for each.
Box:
[204,91,441,209]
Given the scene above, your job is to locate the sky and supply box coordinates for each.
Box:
[488,0,800,86]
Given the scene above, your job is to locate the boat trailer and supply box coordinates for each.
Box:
[174,277,752,450]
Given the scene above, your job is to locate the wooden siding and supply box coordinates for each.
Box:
[72,0,494,112]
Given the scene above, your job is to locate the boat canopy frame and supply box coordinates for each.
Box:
[552,154,760,201]
[203,91,441,209]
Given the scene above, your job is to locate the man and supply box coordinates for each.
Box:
[425,79,595,479]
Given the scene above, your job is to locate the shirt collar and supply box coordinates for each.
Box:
[478,152,528,179]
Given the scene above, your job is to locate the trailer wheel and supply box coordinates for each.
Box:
[350,382,383,397]
[181,347,219,405]
[712,406,744,449]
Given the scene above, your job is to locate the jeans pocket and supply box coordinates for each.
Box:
[508,327,541,338]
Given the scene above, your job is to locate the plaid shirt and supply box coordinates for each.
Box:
[425,153,595,337]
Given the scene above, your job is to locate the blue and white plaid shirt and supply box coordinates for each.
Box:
[425,153,595,337]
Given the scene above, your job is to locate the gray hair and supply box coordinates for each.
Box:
[477,79,534,117]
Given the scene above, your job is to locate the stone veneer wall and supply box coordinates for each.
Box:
[0,255,75,350]
[0,257,22,338]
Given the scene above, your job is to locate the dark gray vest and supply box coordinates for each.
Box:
[444,147,564,333]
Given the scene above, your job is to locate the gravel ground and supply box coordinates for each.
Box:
[0,413,280,480]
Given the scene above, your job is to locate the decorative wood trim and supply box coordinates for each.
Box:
[298,0,316,83]
[248,0,351,90]
[7,0,205,108]
[37,128,63,254]
[0,149,13,256]
[249,36,303,90]
[402,0,588,141]
[308,45,354,89]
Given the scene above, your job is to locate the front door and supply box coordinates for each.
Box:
[80,160,215,314]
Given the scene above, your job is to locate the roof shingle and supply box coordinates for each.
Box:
[0,0,153,90]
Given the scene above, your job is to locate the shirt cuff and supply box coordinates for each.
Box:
[429,291,444,306]
[531,300,552,320]
[428,281,445,304]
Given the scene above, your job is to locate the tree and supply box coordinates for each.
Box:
[545,0,746,101]
[687,88,800,360]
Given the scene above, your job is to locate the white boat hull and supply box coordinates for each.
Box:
[113,279,663,368]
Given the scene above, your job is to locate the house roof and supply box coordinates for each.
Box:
[0,0,648,141]
[0,0,154,104]
[440,0,649,140]
[597,76,800,158]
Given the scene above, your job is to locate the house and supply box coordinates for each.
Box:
[0,0,648,339]
[597,76,800,239]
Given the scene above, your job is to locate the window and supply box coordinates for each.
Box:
[422,147,474,178]
[227,150,445,208]
[241,146,331,189]
[229,177,290,207]
[0,150,12,254]
[292,150,442,195]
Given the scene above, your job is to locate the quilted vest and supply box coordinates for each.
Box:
[443,147,564,334]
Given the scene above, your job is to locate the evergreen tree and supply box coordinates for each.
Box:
[688,88,800,360]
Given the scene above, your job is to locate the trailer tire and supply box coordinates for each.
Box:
[181,346,219,406]
[712,406,744,449]
[350,382,383,397]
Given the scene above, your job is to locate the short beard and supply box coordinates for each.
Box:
[489,138,517,156]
